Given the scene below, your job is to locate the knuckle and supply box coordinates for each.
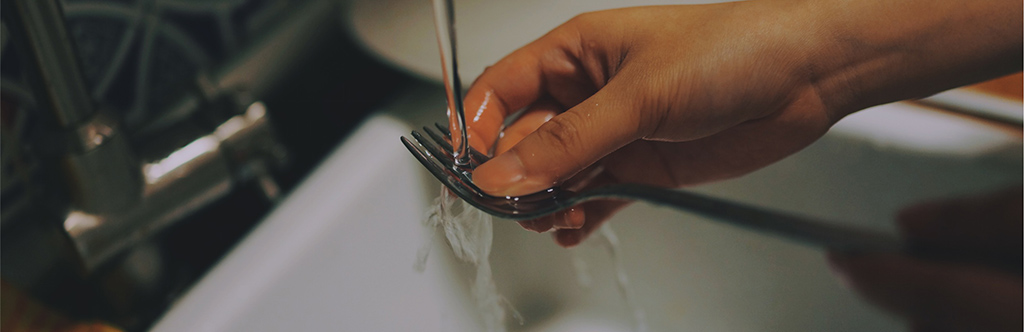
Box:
[478,65,495,78]
[637,102,667,138]
[565,13,592,27]
[563,11,602,34]
[551,14,589,44]
[541,112,583,146]
[630,77,677,139]
[536,112,587,166]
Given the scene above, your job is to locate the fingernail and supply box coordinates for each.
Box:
[473,151,526,195]
[552,207,585,230]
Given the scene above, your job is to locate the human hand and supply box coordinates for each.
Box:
[459,2,837,246]
[827,187,1023,332]
[457,0,1021,247]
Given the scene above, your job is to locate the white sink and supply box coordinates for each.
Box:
[151,83,1022,332]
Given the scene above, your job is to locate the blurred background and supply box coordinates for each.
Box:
[1,0,413,330]
[0,0,1020,331]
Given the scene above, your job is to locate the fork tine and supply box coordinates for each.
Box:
[423,125,454,154]
[424,125,491,165]
[413,127,506,196]
[401,136,470,194]
[468,145,489,163]
[404,132,564,218]
[433,122,490,162]
[404,133,491,200]
[410,130,455,169]
[401,137,441,174]
[401,136,441,168]
[406,133,479,189]
[433,122,450,136]
[411,130,479,190]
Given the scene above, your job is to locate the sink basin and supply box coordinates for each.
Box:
[150,83,1022,332]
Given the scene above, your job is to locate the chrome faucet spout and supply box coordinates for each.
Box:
[6,0,95,128]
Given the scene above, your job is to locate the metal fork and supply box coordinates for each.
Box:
[401,123,904,253]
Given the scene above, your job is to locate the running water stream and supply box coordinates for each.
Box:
[417,194,648,332]
[416,187,518,332]
[420,0,645,330]
[570,225,648,332]
[421,0,512,330]
[431,0,470,166]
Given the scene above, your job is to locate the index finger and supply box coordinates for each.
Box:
[456,18,597,154]
[458,47,545,153]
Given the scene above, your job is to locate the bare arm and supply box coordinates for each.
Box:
[806,0,1022,118]
[460,0,1022,244]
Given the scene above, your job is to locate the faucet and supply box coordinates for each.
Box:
[0,0,338,321]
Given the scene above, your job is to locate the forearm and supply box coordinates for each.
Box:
[800,0,1022,119]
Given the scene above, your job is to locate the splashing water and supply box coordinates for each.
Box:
[572,225,649,332]
[416,187,519,332]
[416,189,644,332]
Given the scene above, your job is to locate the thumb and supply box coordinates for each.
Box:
[472,81,643,196]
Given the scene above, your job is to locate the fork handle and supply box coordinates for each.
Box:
[589,184,905,253]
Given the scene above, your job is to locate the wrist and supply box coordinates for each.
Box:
[727,0,865,123]
[800,0,1023,119]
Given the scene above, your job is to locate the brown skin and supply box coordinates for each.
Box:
[463,0,1020,242]
[468,2,838,240]
[455,1,1021,329]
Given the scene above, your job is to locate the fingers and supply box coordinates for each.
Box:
[512,166,608,233]
[516,206,585,233]
[456,43,545,153]
[460,15,636,197]
[828,253,1023,332]
[555,199,630,248]
[494,100,559,155]
[458,24,585,153]
[605,89,833,187]
[515,198,628,247]
[555,170,628,247]
[473,78,644,196]
[513,166,625,246]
